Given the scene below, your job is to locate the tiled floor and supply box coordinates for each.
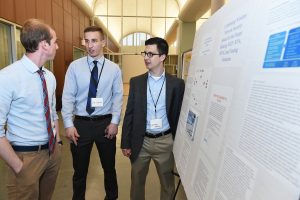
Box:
[0,89,187,200]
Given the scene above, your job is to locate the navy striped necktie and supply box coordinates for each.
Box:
[37,69,55,153]
[86,61,98,115]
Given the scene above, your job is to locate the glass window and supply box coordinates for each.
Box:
[0,22,12,69]
[73,47,86,60]
[44,61,52,71]
[127,34,133,46]
[139,33,146,46]
[15,28,25,60]
[121,32,152,46]
[0,20,52,71]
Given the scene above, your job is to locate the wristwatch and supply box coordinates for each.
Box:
[57,140,63,145]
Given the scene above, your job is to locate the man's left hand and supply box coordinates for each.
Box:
[104,123,118,139]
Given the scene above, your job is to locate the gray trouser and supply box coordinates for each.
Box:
[131,133,175,200]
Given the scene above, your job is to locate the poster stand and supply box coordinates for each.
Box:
[172,170,181,200]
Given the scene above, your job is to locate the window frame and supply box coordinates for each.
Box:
[0,18,54,72]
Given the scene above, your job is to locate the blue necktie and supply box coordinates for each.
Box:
[86,61,98,115]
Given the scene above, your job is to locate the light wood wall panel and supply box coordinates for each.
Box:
[15,0,27,25]
[27,0,37,19]
[63,11,72,44]
[63,0,72,14]
[64,42,73,67]
[72,18,80,47]
[71,3,79,20]
[53,39,65,109]
[15,0,37,25]
[79,22,85,41]
[36,0,52,25]
[79,11,85,27]
[53,0,62,7]
[52,2,64,40]
[85,16,90,29]
[107,39,119,53]
[0,0,15,22]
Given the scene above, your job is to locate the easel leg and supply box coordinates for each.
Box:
[172,171,181,200]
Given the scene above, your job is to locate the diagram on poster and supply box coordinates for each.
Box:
[186,109,198,141]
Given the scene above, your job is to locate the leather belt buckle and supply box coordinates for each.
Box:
[75,114,112,121]
[145,129,171,138]
[12,143,49,152]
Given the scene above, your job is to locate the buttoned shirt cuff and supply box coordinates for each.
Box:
[111,115,120,125]
[64,119,74,129]
[53,114,59,121]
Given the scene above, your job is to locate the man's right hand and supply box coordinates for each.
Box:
[64,127,80,145]
[0,137,23,174]
[122,149,132,157]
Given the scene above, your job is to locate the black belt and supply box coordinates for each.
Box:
[145,129,172,138]
[12,143,49,152]
[75,114,112,121]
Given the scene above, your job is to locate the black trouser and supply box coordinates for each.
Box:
[71,117,118,200]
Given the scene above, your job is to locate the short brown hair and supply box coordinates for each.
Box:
[20,19,52,53]
[84,26,105,39]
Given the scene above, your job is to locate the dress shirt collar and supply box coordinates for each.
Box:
[20,55,45,74]
[148,70,165,81]
[87,55,105,67]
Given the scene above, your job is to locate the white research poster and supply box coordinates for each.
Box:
[173,0,300,199]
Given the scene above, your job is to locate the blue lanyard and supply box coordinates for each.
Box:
[148,77,166,118]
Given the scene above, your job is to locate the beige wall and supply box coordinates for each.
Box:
[169,46,177,54]
[122,55,147,83]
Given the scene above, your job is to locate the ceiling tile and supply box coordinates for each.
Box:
[108,0,122,15]
[108,17,122,42]
[123,0,137,16]
[152,18,165,38]
[137,18,151,34]
[122,17,137,36]
[152,0,166,17]
[137,0,151,16]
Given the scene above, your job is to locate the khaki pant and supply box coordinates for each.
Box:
[131,134,175,200]
[7,145,62,200]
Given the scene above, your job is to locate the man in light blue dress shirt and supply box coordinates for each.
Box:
[0,19,62,200]
[62,26,123,200]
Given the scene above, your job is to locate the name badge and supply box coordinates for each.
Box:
[91,98,103,107]
[150,118,162,129]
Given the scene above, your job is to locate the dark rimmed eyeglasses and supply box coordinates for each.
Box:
[141,51,161,58]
